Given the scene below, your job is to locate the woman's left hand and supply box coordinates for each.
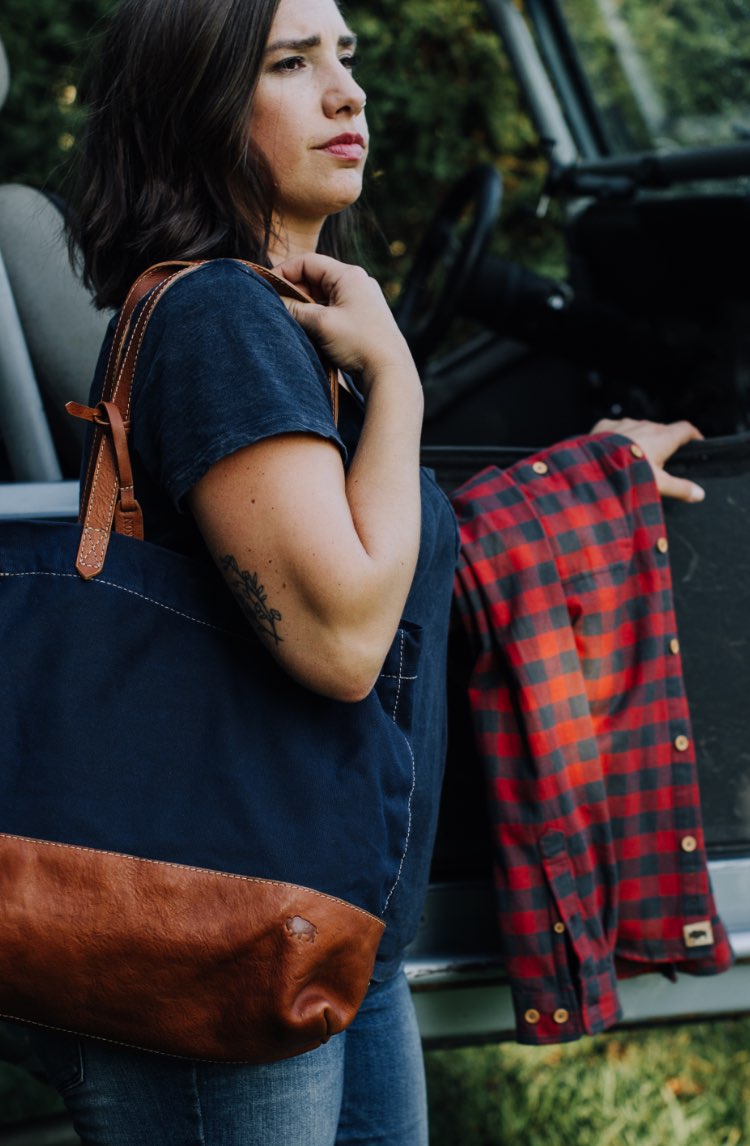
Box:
[590,417,706,502]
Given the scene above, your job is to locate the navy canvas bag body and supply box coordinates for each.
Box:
[0,263,420,1063]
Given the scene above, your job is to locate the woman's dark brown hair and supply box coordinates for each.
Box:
[72,0,358,308]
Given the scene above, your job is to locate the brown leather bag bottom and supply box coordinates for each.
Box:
[0,832,384,1062]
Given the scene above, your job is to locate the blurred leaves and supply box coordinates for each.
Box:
[347,0,558,284]
[558,0,750,151]
[0,0,562,290]
[1,0,747,291]
[0,0,114,188]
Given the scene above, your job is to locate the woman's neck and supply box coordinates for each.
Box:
[267,219,323,267]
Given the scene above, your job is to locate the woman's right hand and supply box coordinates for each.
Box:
[276,253,419,392]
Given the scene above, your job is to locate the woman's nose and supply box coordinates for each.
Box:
[323,69,367,118]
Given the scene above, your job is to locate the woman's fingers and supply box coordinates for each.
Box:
[276,254,416,386]
[655,470,706,502]
[276,252,367,304]
[590,417,706,502]
[281,295,327,340]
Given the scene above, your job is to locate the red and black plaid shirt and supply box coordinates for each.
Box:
[451,433,733,1046]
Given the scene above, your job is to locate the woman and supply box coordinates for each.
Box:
[31,1,452,1142]
[29,0,703,1141]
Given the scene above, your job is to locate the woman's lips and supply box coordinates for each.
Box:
[316,134,366,161]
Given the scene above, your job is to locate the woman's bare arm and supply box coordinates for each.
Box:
[189,256,424,703]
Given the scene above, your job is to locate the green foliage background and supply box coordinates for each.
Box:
[556,0,750,152]
[1,0,748,289]
[0,0,556,294]
[346,0,555,290]
[0,0,108,186]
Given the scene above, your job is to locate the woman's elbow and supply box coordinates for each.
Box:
[300,658,382,704]
[324,676,378,704]
[285,635,387,704]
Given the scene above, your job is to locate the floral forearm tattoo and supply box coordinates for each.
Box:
[220,554,283,645]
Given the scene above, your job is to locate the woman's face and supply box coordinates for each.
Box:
[250,0,368,253]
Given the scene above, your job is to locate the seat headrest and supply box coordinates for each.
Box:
[0,38,9,112]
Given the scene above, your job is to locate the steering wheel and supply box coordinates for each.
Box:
[394,164,503,370]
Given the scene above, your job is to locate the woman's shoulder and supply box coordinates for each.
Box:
[139,257,321,378]
[128,258,345,507]
[150,258,288,325]
[133,256,335,418]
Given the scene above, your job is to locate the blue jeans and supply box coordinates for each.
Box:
[28,971,428,1146]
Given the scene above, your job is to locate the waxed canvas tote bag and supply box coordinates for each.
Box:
[0,262,420,1062]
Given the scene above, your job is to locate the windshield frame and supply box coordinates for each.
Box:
[523,0,611,160]
[517,0,750,195]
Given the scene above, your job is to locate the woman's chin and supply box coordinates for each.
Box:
[314,171,366,216]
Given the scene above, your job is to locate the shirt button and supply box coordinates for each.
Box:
[553,922,566,935]
[656,537,669,554]
[674,735,690,752]
[532,461,549,476]
[681,835,698,853]
[553,1009,570,1024]
[669,638,681,655]
[523,1009,541,1025]
[630,444,644,459]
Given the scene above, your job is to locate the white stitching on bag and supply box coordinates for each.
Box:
[0,1011,259,1064]
[391,628,405,721]
[0,832,382,919]
[382,628,417,912]
[383,731,415,913]
[0,570,230,634]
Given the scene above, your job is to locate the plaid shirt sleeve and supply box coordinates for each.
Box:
[451,433,734,1046]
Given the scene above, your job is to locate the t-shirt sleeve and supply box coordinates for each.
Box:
[130,260,346,508]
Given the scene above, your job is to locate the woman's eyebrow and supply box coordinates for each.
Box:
[265,33,358,54]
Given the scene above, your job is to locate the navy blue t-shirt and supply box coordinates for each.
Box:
[90,259,459,977]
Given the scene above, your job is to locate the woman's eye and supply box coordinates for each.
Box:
[340,54,359,71]
[272,56,305,73]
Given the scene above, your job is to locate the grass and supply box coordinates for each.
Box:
[425,1016,750,1146]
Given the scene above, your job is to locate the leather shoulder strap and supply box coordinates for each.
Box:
[69,262,201,579]
[67,259,339,580]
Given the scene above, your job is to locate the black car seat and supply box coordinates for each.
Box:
[0,32,111,480]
